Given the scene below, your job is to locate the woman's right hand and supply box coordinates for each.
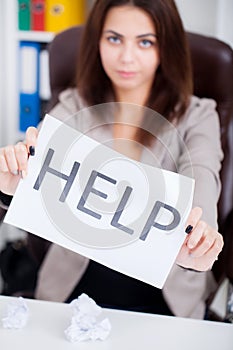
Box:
[0,127,38,195]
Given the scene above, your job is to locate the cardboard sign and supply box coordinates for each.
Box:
[4,114,194,288]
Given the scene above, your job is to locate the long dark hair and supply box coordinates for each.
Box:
[77,0,193,129]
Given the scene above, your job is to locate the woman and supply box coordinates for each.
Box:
[0,0,223,318]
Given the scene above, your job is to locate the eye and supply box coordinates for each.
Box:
[139,39,154,48]
[107,35,121,44]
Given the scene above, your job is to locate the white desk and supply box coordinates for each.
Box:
[0,296,232,350]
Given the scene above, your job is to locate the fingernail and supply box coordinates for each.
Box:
[11,170,19,176]
[185,225,193,234]
[29,146,35,156]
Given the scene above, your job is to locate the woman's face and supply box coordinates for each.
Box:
[99,5,160,99]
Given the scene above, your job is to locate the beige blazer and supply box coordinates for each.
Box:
[35,88,223,319]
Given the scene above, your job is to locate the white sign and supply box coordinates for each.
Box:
[4,114,194,288]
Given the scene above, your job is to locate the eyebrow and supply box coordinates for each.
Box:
[103,30,157,38]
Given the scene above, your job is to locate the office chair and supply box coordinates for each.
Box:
[1,26,233,320]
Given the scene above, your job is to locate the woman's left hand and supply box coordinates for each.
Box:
[176,207,224,271]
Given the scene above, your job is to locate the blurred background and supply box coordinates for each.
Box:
[0,0,232,320]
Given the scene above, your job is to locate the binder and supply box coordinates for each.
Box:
[45,0,86,33]
[39,46,51,116]
[18,0,31,31]
[19,42,40,132]
[31,0,45,31]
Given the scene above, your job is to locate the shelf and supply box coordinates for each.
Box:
[17,30,55,43]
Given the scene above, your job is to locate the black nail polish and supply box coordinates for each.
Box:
[29,146,35,156]
[185,225,193,234]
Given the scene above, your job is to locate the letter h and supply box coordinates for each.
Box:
[33,148,80,202]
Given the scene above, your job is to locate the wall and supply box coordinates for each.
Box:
[175,0,233,48]
[216,0,233,48]
[0,2,4,146]
[175,0,218,36]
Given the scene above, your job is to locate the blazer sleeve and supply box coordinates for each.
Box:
[0,191,12,209]
[178,97,223,228]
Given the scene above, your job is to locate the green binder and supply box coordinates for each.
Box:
[18,0,31,30]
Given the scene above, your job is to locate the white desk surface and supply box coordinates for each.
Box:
[0,295,232,350]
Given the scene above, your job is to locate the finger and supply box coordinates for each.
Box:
[25,127,38,154]
[190,226,217,257]
[207,232,224,259]
[4,145,19,174]
[186,220,207,250]
[185,207,203,231]
[190,233,224,271]
[14,142,29,175]
[213,232,224,258]
[0,149,9,172]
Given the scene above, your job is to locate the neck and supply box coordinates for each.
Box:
[114,86,150,106]
[113,102,145,160]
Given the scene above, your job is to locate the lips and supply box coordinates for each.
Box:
[117,70,137,78]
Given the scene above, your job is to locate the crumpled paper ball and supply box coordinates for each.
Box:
[2,297,29,329]
[64,293,111,342]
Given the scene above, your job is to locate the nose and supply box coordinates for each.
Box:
[119,42,135,64]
